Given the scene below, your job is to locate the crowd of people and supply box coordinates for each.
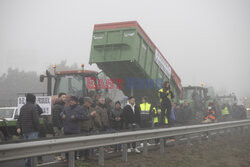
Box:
[17,81,186,165]
[16,81,247,166]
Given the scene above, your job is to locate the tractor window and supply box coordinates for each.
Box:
[183,89,194,99]
[56,75,83,97]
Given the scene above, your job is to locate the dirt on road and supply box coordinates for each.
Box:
[76,134,250,167]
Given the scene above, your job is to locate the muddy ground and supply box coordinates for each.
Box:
[76,134,250,167]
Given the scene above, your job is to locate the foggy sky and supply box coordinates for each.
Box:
[0,0,250,97]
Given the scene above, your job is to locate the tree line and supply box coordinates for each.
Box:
[0,60,78,107]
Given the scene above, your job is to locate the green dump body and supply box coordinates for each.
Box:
[89,21,182,104]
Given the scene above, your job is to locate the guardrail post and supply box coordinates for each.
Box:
[143,140,148,156]
[122,144,128,162]
[198,133,202,144]
[174,136,178,147]
[239,126,243,135]
[231,128,234,135]
[187,134,191,146]
[223,129,226,137]
[160,138,164,154]
[98,146,104,166]
[216,130,220,140]
[235,127,238,135]
[31,157,37,167]
[245,126,249,135]
[225,129,229,136]
[68,151,75,167]
[207,131,211,142]
[238,127,241,134]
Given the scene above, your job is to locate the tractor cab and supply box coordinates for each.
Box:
[182,86,209,103]
[182,86,209,124]
[40,65,108,98]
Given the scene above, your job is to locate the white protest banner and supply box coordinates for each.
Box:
[17,96,52,115]
[154,50,172,79]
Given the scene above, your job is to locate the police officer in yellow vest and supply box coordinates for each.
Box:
[221,104,230,121]
[152,102,168,127]
[158,81,174,126]
[139,96,153,128]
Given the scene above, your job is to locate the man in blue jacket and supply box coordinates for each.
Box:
[61,96,88,135]
[61,96,88,161]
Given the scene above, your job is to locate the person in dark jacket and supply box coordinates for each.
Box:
[80,97,98,134]
[52,93,66,161]
[123,96,141,153]
[180,101,192,125]
[158,81,174,126]
[61,96,88,135]
[52,92,66,137]
[17,93,40,167]
[79,97,97,160]
[110,101,123,130]
[105,97,114,130]
[61,96,88,161]
[96,97,109,131]
[123,96,140,129]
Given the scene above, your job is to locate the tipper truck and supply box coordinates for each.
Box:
[89,21,182,104]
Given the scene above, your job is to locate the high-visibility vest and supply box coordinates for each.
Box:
[158,88,171,103]
[140,102,151,115]
[152,107,168,124]
[164,116,168,124]
[221,107,230,116]
[152,107,160,123]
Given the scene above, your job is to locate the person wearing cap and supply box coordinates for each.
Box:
[80,97,98,134]
[110,101,123,130]
[96,97,109,131]
[79,97,98,160]
[17,93,40,167]
[139,96,153,128]
[61,96,88,135]
[61,96,88,162]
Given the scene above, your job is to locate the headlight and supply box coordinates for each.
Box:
[247,108,250,111]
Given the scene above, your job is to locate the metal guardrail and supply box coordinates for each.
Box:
[0,119,250,167]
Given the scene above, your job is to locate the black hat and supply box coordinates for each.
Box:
[115,101,121,105]
[26,93,36,104]
[142,96,148,101]
[128,96,134,100]
[70,96,78,102]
